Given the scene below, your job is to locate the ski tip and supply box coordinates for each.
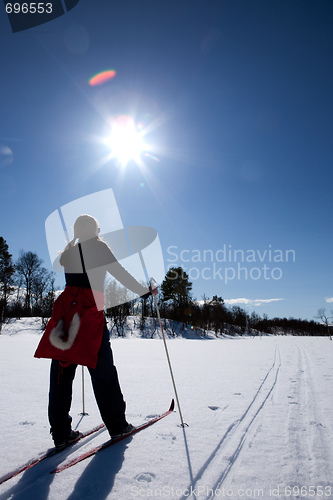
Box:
[169,399,175,412]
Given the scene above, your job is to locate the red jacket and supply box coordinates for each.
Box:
[34,286,105,368]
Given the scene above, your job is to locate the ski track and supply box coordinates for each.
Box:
[180,339,333,500]
[180,345,282,500]
[1,332,332,500]
[285,343,333,498]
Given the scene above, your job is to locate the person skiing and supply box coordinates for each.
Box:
[35,214,156,448]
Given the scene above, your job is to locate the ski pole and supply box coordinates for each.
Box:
[80,366,88,416]
[150,279,187,427]
[61,227,88,417]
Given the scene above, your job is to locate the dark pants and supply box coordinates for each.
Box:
[48,324,127,443]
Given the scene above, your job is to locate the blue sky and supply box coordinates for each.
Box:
[0,0,332,321]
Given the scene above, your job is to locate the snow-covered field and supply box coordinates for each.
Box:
[0,318,333,500]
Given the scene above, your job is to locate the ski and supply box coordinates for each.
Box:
[0,422,105,486]
[52,399,175,474]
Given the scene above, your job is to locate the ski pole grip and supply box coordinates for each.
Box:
[149,278,158,296]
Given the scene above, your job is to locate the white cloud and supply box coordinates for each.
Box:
[195,297,284,308]
[325,297,333,303]
[224,298,284,307]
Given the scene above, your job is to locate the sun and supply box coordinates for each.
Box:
[106,115,145,168]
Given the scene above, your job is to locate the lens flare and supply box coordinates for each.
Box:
[0,145,13,168]
[89,70,116,86]
[144,152,160,162]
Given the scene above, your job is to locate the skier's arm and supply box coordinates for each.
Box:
[106,259,150,297]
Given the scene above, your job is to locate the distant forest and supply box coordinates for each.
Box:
[0,237,331,337]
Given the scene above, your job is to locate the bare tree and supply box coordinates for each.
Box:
[32,268,56,315]
[104,278,136,336]
[315,308,333,336]
[15,250,44,314]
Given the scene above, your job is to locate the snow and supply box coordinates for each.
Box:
[0,319,333,500]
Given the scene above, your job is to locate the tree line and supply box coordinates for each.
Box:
[0,237,331,337]
[157,267,332,337]
[0,237,56,325]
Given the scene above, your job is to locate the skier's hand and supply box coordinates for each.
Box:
[141,285,158,300]
[149,284,158,296]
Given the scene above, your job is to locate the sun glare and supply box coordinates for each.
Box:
[107,115,145,167]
